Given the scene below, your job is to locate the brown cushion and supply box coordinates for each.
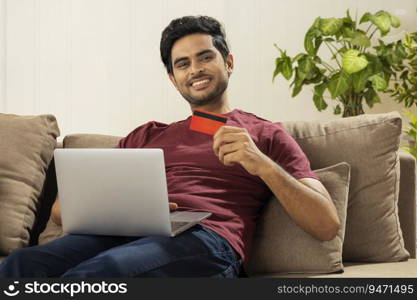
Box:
[283,112,409,262]
[0,113,59,254]
[246,162,350,275]
[38,134,122,245]
[63,134,121,148]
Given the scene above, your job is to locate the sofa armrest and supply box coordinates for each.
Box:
[398,150,416,258]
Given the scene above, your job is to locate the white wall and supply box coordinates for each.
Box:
[1,0,417,138]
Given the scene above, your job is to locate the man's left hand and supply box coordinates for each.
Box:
[213,126,273,176]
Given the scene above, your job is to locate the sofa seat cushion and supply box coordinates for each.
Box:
[255,259,417,278]
[327,259,417,278]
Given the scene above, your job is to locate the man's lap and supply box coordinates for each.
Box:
[0,224,241,278]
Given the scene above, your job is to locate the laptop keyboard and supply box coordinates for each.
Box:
[171,221,190,232]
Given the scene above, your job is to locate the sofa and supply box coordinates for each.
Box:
[0,111,416,277]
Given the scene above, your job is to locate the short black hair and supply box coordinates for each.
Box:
[160,15,230,74]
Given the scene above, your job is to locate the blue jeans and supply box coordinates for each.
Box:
[0,225,241,278]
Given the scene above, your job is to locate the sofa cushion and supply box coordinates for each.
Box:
[63,134,120,148]
[0,113,59,255]
[246,162,350,275]
[283,112,409,262]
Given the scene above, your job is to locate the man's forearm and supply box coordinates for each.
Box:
[259,160,340,241]
[51,199,62,226]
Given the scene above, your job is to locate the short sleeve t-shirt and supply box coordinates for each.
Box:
[118,109,318,262]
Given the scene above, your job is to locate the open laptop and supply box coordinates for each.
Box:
[54,148,211,237]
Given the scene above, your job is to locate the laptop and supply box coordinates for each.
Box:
[54,148,211,237]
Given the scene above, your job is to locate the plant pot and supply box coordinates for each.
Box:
[342,101,364,117]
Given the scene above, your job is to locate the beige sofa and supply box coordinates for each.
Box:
[0,111,416,277]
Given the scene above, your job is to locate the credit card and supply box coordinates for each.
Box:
[189,109,228,135]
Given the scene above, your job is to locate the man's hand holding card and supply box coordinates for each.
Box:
[212,125,273,177]
[189,108,273,177]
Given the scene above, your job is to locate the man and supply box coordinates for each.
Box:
[0,16,339,278]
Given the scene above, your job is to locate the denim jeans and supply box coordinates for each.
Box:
[0,224,241,278]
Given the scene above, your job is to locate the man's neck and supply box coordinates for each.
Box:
[191,100,232,115]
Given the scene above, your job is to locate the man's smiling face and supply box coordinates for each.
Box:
[169,33,233,108]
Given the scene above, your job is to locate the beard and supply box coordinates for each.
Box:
[179,75,229,107]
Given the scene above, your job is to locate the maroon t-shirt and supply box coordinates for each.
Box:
[118,109,318,262]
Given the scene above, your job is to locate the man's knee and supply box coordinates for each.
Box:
[1,248,31,271]
[0,247,46,277]
[61,253,126,278]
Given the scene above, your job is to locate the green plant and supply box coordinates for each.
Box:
[273,10,407,117]
[388,9,417,156]
[401,110,417,159]
[389,32,417,107]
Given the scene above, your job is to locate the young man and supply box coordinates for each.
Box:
[0,16,339,278]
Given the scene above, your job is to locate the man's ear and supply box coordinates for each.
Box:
[168,73,178,90]
[226,53,234,76]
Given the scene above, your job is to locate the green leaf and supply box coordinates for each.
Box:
[304,70,324,84]
[404,33,413,47]
[342,49,369,74]
[370,11,392,36]
[395,41,407,60]
[350,30,371,47]
[313,83,328,111]
[334,104,342,114]
[390,14,401,28]
[365,53,384,74]
[291,68,304,97]
[400,70,409,81]
[273,50,294,82]
[304,28,322,55]
[380,41,407,65]
[292,53,306,63]
[359,12,371,24]
[311,17,321,29]
[319,18,343,35]
[298,56,318,81]
[273,58,283,82]
[313,36,323,57]
[304,29,315,55]
[410,123,417,132]
[282,56,293,80]
[328,71,350,98]
[369,74,387,91]
[346,9,353,22]
[313,56,322,64]
[364,88,381,107]
[404,110,417,124]
[342,27,354,39]
[351,67,371,93]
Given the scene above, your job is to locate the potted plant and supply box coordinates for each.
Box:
[273,10,407,117]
